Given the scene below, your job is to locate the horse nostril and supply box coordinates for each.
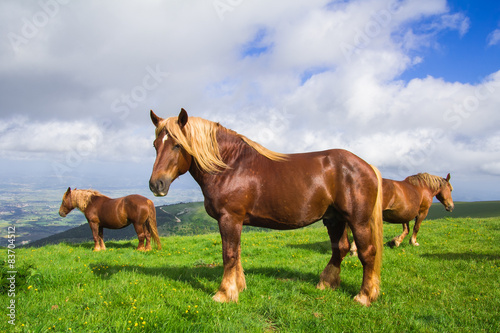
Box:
[149,179,165,195]
[149,179,157,193]
[149,177,171,196]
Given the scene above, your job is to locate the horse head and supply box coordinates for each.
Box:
[59,187,75,217]
[149,109,193,197]
[435,173,454,212]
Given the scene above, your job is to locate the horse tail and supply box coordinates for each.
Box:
[146,200,162,250]
[369,164,383,296]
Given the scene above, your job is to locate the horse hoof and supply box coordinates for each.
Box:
[213,292,227,302]
[354,294,371,307]
[316,280,339,290]
[387,240,399,248]
[213,291,238,303]
[316,282,326,290]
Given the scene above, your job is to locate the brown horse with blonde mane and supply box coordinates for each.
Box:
[349,173,453,255]
[59,188,161,251]
[384,173,454,247]
[149,109,384,306]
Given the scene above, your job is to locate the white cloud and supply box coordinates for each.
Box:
[487,28,500,46]
[0,0,499,200]
[481,162,500,176]
[0,117,153,162]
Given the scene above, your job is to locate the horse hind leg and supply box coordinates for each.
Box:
[98,226,106,251]
[317,219,349,291]
[390,222,409,247]
[349,164,383,307]
[144,225,152,251]
[346,226,358,256]
[132,222,147,251]
[350,221,383,306]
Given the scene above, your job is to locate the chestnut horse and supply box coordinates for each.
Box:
[383,173,454,247]
[59,188,161,251]
[349,173,453,254]
[149,109,383,306]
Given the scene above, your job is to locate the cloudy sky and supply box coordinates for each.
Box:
[1,0,499,203]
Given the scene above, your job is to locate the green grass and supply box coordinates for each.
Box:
[2,217,499,332]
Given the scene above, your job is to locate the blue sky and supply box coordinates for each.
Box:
[400,0,500,83]
[0,0,499,203]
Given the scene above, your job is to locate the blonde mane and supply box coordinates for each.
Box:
[156,116,288,173]
[66,189,105,212]
[406,173,453,192]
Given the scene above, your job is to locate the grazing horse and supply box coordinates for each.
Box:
[384,173,454,247]
[149,109,384,306]
[349,173,453,254]
[59,188,161,251]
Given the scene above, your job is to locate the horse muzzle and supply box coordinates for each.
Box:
[446,204,454,212]
[149,176,172,197]
[59,210,67,217]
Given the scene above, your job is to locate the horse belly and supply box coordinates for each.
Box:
[242,154,336,229]
[98,200,131,229]
[383,208,418,224]
[245,190,331,229]
[98,215,130,229]
[244,213,323,230]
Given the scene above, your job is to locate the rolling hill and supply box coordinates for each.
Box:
[25,200,500,247]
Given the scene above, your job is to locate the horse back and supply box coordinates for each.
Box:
[122,195,152,219]
[90,195,151,229]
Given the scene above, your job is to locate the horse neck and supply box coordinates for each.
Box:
[218,129,255,163]
[71,191,96,213]
[188,129,255,185]
[412,181,443,197]
[432,185,448,199]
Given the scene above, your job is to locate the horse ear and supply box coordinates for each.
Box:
[66,187,71,193]
[445,173,451,182]
[150,110,162,128]
[178,108,188,129]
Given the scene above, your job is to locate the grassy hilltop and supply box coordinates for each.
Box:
[1,216,499,332]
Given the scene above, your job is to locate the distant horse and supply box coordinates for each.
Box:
[59,188,161,251]
[149,109,383,306]
[349,173,453,254]
[383,173,454,247]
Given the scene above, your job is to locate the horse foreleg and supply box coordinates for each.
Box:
[317,219,349,291]
[391,222,409,247]
[89,222,103,251]
[213,216,245,303]
[410,214,425,246]
[133,222,146,251]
